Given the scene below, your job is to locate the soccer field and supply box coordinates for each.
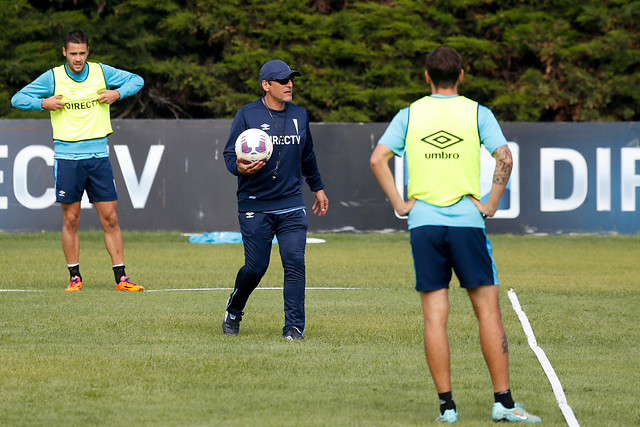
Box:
[0,231,638,426]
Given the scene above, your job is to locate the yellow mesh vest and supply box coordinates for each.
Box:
[50,62,112,142]
[405,96,480,206]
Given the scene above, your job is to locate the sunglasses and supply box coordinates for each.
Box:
[269,76,295,85]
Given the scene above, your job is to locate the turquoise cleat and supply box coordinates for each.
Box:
[492,402,541,423]
[436,408,458,423]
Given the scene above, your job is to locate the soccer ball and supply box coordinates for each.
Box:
[235,128,273,164]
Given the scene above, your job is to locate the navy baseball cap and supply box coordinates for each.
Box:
[259,60,301,82]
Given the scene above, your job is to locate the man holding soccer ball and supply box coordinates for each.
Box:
[222,59,329,340]
[370,47,541,423]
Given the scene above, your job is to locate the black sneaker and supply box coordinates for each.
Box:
[283,326,304,341]
[222,311,242,336]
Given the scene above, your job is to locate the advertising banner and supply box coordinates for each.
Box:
[1,120,639,234]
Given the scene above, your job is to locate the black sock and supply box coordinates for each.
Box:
[113,265,126,284]
[438,391,456,414]
[68,264,81,281]
[494,389,515,409]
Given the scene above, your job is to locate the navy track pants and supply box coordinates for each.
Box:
[226,209,308,334]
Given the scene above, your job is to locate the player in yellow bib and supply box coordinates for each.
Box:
[371,47,541,423]
[11,29,145,292]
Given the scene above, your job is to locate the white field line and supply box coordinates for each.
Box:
[0,287,363,293]
[145,287,363,292]
[507,288,580,427]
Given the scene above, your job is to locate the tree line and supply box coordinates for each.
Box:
[2,0,639,122]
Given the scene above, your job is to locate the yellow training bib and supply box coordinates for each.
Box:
[50,62,112,142]
[405,96,481,206]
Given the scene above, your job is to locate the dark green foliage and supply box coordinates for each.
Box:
[2,0,639,121]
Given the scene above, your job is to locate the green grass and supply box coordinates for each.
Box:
[0,231,638,426]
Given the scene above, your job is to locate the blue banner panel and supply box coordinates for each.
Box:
[498,122,640,234]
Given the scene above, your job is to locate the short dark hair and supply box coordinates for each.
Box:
[426,47,463,89]
[64,29,89,48]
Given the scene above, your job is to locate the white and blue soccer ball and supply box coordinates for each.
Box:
[235,128,273,164]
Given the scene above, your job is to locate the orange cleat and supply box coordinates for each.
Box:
[115,276,144,292]
[65,276,83,292]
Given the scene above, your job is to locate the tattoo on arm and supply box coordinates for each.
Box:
[501,333,509,354]
[493,145,512,186]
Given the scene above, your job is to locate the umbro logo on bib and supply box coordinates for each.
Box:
[422,131,463,150]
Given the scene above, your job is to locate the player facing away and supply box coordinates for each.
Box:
[222,59,329,340]
[11,29,145,292]
[370,47,541,423]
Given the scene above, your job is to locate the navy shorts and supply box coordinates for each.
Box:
[409,225,498,292]
[54,158,118,203]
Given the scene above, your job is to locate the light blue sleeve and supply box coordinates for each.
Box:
[378,107,409,156]
[10,70,55,111]
[478,105,508,154]
[99,63,144,99]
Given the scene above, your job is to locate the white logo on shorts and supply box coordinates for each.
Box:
[246,212,254,219]
[58,190,65,197]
